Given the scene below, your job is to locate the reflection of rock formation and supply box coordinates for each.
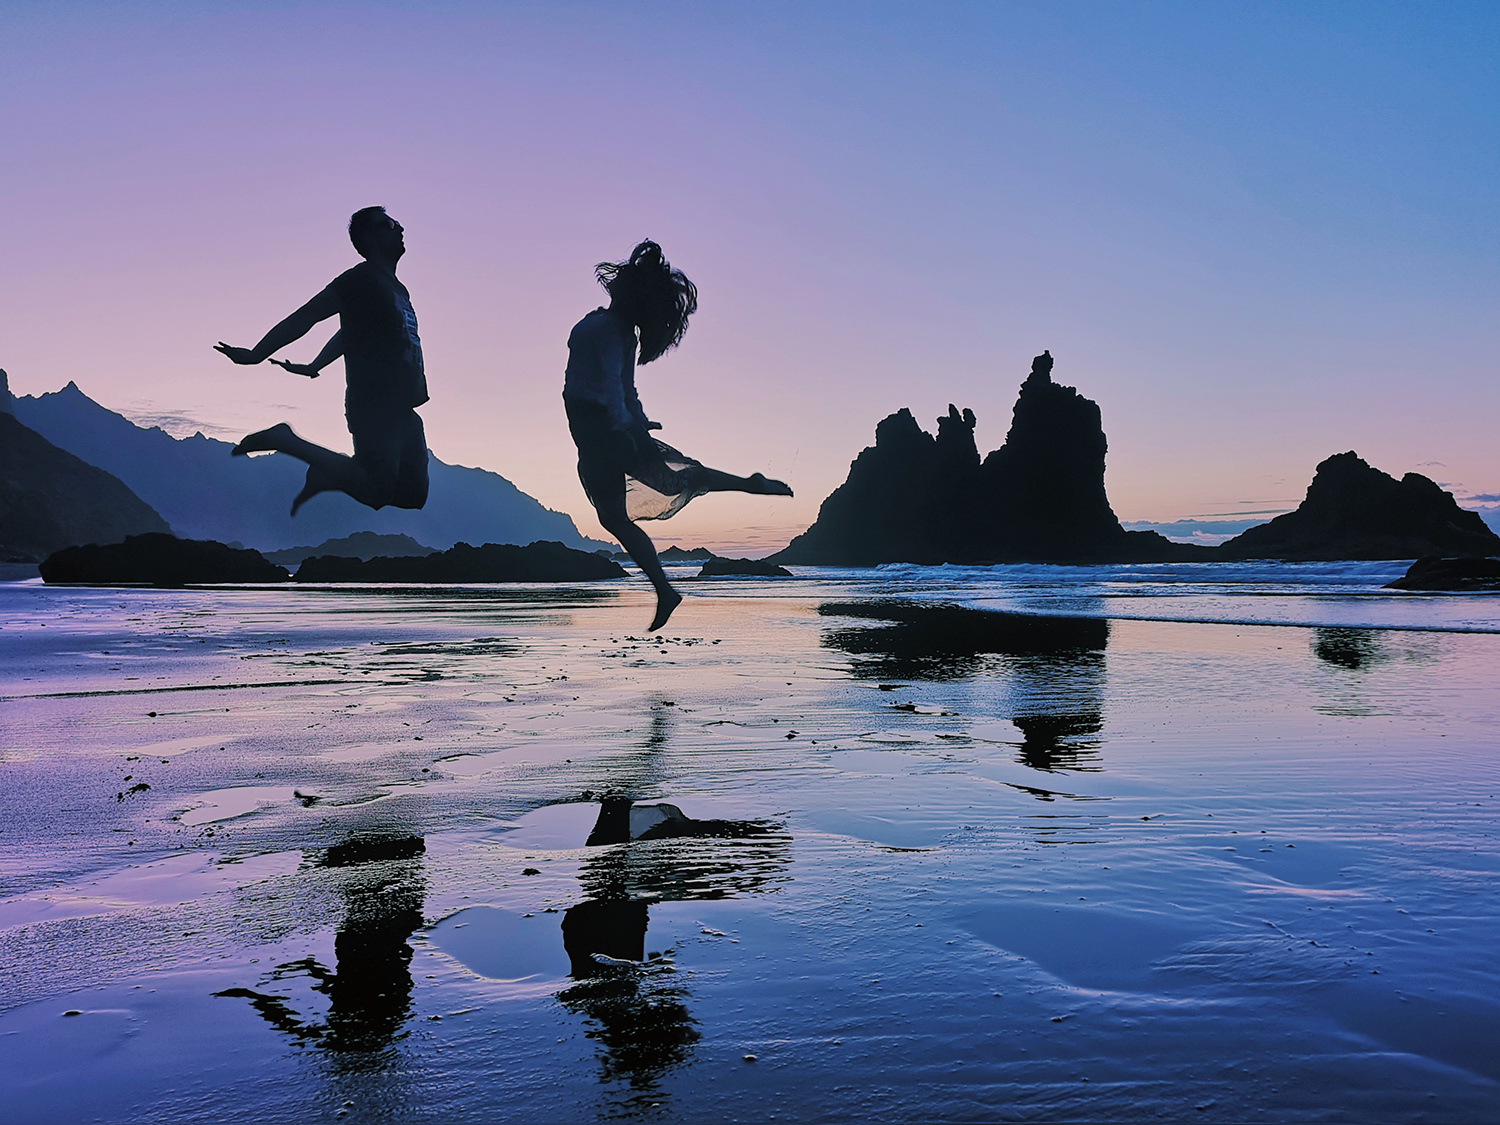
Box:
[558,899,698,1093]
[819,601,1109,681]
[1013,712,1104,773]
[215,835,425,1070]
[774,353,1194,565]
[1312,627,1387,671]
[558,800,790,1101]
[1220,452,1500,561]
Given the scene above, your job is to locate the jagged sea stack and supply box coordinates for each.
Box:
[978,350,1129,562]
[774,353,1189,565]
[767,405,985,564]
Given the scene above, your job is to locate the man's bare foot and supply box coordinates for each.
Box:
[290,466,331,516]
[232,422,296,457]
[648,586,683,632]
[748,472,793,497]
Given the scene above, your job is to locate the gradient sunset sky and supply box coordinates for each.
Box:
[3,1,1496,552]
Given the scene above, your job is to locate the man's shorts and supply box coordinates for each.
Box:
[348,406,428,508]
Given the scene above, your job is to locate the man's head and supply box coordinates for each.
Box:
[349,206,405,263]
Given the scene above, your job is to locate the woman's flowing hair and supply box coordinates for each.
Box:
[595,240,698,365]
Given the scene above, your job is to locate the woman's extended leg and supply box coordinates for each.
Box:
[683,466,793,496]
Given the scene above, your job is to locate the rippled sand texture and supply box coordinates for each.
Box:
[2,579,1498,1123]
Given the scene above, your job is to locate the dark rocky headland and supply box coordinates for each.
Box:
[1218,451,1500,561]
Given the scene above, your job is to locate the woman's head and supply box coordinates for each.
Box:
[595,241,698,364]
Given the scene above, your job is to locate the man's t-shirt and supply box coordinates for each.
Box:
[330,262,428,414]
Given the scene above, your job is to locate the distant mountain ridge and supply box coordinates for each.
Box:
[1,370,171,562]
[12,382,602,553]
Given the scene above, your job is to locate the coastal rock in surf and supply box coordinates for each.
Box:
[1219,452,1500,561]
[658,545,714,562]
[773,352,1194,565]
[1384,555,1500,591]
[1,373,171,563]
[696,556,793,578]
[40,532,289,585]
[293,540,626,583]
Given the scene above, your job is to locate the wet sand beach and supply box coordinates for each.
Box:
[2,569,1499,1123]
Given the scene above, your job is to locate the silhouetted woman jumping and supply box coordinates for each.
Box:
[564,241,792,632]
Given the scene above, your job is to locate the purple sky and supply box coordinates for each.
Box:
[3,2,1496,552]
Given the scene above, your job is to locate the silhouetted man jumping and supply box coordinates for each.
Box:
[216,206,429,515]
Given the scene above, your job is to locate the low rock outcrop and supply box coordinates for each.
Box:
[774,352,1194,565]
[659,546,713,562]
[1384,556,1500,591]
[293,540,626,583]
[1218,452,1500,561]
[40,533,289,585]
[697,556,793,578]
[264,532,437,568]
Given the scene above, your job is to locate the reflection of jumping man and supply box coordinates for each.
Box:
[216,207,429,515]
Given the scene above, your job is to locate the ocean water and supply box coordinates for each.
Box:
[0,566,1497,1122]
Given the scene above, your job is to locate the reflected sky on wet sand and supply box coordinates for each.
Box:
[1,579,1499,1122]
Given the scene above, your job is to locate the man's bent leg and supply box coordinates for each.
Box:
[386,411,429,510]
[234,422,377,514]
[347,408,427,511]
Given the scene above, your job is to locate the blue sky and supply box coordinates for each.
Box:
[2,1,1495,550]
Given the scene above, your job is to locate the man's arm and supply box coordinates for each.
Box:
[269,330,344,379]
[215,285,342,365]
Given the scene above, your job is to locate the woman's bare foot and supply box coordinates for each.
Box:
[232,422,296,457]
[748,472,793,497]
[648,586,683,632]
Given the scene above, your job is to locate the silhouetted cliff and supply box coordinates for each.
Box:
[1218,452,1500,561]
[1,370,172,562]
[774,352,1194,565]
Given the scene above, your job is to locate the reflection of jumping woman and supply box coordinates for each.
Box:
[564,241,792,632]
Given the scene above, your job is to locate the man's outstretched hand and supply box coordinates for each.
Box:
[215,343,260,365]
[269,358,321,378]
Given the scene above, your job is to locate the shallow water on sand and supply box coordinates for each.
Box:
[1,573,1498,1123]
